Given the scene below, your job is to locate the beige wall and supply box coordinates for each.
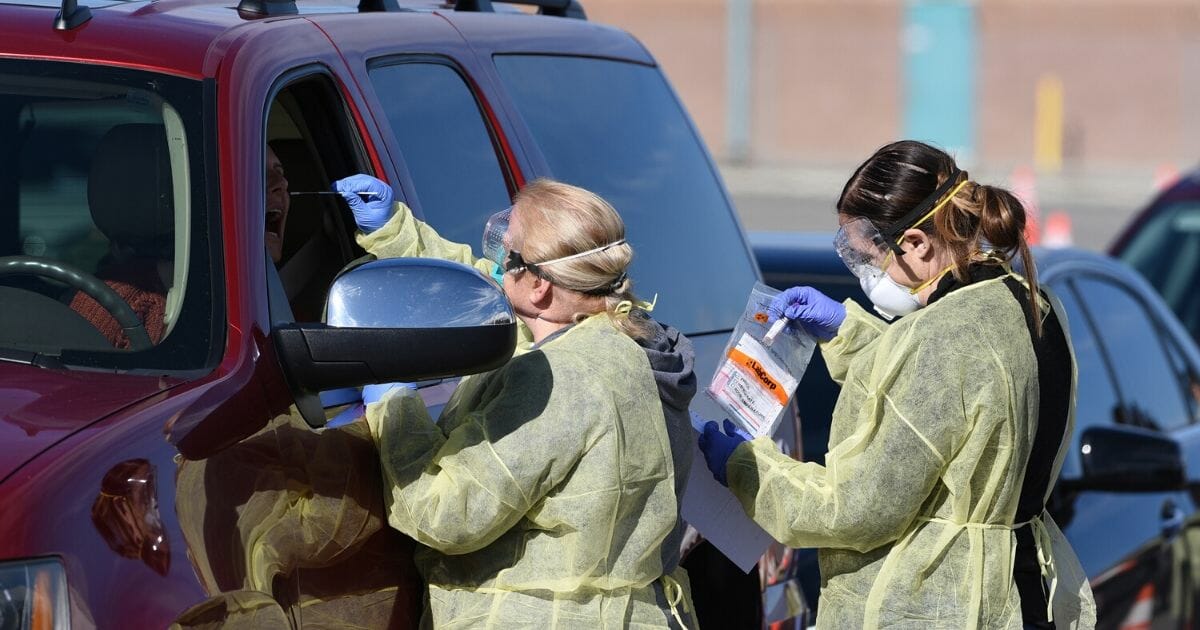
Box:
[584,0,1200,169]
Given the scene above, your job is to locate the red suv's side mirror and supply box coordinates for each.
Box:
[273,258,516,426]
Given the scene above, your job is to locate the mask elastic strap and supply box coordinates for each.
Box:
[882,171,969,254]
[908,263,956,295]
[533,239,627,267]
[614,293,657,316]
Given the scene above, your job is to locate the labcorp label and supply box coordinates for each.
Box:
[709,333,799,437]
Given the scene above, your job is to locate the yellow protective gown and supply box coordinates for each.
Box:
[365,313,696,628]
[726,275,1096,629]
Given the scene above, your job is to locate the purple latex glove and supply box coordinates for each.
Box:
[767,286,846,341]
[333,174,395,234]
[697,419,751,487]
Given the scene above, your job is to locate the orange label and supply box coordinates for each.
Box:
[727,347,790,405]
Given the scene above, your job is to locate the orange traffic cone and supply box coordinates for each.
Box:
[1042,211,1073,248]
[1117,582,1154,630]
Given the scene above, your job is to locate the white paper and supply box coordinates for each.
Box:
[681,417,775,573]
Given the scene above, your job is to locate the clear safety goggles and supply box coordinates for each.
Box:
[481,206,513,268]
[834,170,971,279]
[481,205,626,280]
[833,217,894,279]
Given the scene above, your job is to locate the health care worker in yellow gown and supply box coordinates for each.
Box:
[698,141,1096,629]
[333,176,699,629]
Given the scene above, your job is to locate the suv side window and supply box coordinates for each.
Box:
[1074,275,1192,431]
[494,55,759,333]
[266,72,369,323]
[367,59,513,249]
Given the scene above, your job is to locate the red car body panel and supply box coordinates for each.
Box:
[0,363,173,483]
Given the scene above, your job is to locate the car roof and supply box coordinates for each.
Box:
[0,0,642,79]
[748,231,850,275]
[1109,167,1200,254]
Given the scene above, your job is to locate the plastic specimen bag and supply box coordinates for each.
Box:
[706,283,817,438]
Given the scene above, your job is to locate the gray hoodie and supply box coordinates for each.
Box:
[637,316,697,573]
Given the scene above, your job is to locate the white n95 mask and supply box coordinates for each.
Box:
[860,269,921,321]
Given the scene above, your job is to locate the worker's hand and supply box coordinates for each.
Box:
[334,174,395,234]
[362,382,417,405]
[767,286,846,341]
[697,419,750,487]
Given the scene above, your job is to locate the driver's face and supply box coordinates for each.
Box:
[265,146,290,263]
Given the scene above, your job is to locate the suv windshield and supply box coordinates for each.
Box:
[494,55,758,334]
[0,60,216,372]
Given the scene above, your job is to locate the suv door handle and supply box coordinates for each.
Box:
[1161,499,1185,541]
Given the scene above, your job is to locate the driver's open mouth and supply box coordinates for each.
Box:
[266,208,284,237]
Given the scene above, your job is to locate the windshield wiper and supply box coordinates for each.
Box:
[0,347,65,370]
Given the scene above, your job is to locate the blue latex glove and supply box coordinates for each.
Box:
[362,382,416,405]
[333,174,396,234]
[767,285,846,341]
[697,419,750,487]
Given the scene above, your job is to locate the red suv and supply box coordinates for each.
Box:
[0,0,799,627]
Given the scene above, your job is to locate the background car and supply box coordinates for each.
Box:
[753,231,1200,628]
[1110,167,1200,348]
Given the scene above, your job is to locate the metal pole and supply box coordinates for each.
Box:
[726,0,752,163]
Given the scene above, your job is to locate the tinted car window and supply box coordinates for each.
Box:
[495,55,758,334]
[1118,201,1200,346]
[1074,276,1191,431]
[1047,282,1119,478]
[369,60,512,248]
[0,60,215,371]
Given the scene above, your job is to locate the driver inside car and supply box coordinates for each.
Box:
[72,134,296,350]
[69,123,176,350]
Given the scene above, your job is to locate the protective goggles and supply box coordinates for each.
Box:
[834,217,894,279]
[833,169,969,277]
[481,205,627,286]
[481,206,513,268]
[505,240,628,276]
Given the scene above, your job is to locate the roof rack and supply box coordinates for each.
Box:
[54,0,92,30]
[454,0,585,20]
[236,0,298,15]
[358,0,405,11]
[235,0,411,16]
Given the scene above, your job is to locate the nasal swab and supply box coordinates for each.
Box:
[290,191,383,197]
